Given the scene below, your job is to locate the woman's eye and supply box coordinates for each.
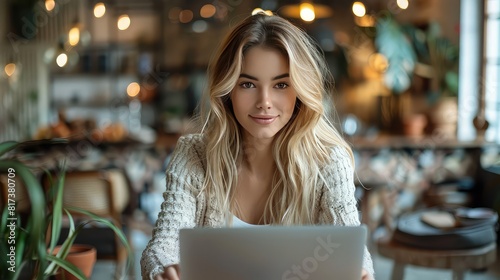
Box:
[240,82,255,89]
[275,83,288,89]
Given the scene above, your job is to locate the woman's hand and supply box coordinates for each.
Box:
[154,264,180,280]
[361,268,374,280]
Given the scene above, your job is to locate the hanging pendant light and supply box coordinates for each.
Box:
[68,22,80,46]
[45,0,56,12]
[117,14,131,30]
[279,1,333,22]
[4,62,17,77]
[94,2,106,18]
[3,57,21,83]
[65,18,91,49]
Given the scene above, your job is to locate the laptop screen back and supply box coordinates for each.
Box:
[179,225,367,280]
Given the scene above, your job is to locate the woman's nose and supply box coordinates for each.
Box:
[256,88,272,109]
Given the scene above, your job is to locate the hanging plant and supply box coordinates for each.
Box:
[375,16,417,94]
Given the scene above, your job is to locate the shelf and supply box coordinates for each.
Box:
[349,135,496,150]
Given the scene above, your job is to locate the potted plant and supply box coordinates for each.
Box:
[0,140,132,280]
[404,22,460,138]
[374,14,418,134]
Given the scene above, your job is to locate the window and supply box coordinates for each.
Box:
[485,0,500,143]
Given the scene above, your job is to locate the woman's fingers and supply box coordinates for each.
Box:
[155,265,181,280]
[361,268,373,280]
[165,265,180,280]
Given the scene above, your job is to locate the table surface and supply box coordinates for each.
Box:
[376,235,497,269]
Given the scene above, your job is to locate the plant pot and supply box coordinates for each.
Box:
[428,97,458,139]
[403,114,428,137]
[52,244,97,280]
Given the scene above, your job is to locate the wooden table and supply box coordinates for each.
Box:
[376,235,497,280]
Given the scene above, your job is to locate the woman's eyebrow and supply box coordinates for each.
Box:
[239,73,289,80]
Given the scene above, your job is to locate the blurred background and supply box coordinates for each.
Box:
[0,0,499,279]
[2,0,499,144]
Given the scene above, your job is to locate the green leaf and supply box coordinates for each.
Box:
[445,71,459,96]
[0,206,8,233]
[11,260,28,280]
[375,16,416,94]
[49,172,65,252]
[0,141,18,157]
[0,161,47,279]
[45,255,87,280]
[45,210,76,276]
[15,224,27,271]
[66,206,134,274]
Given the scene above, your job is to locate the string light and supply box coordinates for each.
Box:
[4,63,16,77]
[179,10,194,23]
[68,26,80,46]
[127,82,141,97]
[117,14,131,30]
[200,4,216,18]
[45,0,56,12]
[192,20,208,33]
[397,0,409,10]
[94,3,106,18]
[56,53,68,68]
[352,2,366,17]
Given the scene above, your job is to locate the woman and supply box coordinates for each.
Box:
[141,12,374,280]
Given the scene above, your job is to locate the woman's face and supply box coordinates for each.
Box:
[231,46,297,142]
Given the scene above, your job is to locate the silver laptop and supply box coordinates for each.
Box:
[179,225,367,280]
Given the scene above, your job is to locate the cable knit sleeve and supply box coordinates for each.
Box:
[140,134,206,279]
[318,146,375,278]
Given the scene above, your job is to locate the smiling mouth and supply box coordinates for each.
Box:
[250,115,277,124]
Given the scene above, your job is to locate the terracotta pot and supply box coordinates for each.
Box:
[403,114,428,137]
[52,244,97,280]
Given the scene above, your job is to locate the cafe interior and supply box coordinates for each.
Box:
[0,0,499,279]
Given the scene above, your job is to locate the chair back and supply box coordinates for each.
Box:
[56,170,118,220]
[0,174,31,213]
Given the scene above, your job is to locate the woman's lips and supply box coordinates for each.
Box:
[250,115,277,124]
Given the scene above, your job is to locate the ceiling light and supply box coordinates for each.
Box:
[280,1,333,22]
[300,3,315,22]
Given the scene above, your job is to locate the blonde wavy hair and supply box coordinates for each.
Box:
[198,13,353,225]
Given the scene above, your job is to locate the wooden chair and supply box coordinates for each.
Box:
[44,169,133,279]
[0,173,31,216]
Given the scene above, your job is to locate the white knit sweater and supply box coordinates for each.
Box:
[140,134,374,279]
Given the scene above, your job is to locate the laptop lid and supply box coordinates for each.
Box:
[179,225,367,280]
